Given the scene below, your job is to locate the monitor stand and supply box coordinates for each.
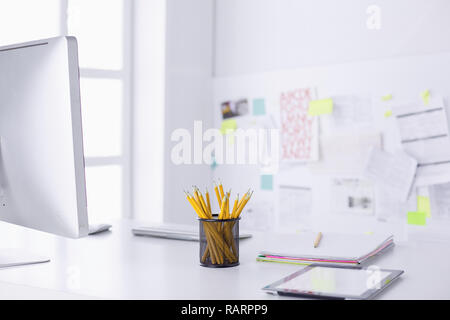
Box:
[0,249,50,268]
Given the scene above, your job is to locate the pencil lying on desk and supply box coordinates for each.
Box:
[314,232,323,248]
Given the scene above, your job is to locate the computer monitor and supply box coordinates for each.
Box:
[0,36,89,267]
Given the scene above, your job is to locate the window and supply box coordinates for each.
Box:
[0,0,132,223]
[67,0,131,223]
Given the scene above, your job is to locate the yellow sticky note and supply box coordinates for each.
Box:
[382,94,393,101]
[417,196,431,218]
[407,211,426,226]
[384,110,392,118]
[421,89,430,106]
[220,119,237,135]
[308,98,333,116]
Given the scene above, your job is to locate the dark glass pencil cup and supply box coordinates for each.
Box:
[199,215,240,268]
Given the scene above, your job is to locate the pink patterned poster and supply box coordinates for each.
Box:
[280,88,318,162]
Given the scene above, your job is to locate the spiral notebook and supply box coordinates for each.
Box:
[257,232,394,266]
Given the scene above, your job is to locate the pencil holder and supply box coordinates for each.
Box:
[199,215,240,268]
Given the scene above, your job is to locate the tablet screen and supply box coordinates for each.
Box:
[275,266,392,297]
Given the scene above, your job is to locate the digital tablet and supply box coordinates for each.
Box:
[263,264,404,300]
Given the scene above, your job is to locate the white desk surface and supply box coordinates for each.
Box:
[0,220,448,300]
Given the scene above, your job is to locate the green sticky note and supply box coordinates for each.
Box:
[384,110,393,118]
[421,89,430,106]
[417,196,431,218]
[407,211,427,226]
[382,94,393,101]
[253,98,266,116]
[220,119,237,135]
[260,175,273,190]
[308,98,333,116]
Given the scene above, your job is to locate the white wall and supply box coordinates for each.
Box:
[215,0,450,76]
[163,0,215,224]
[132,0,166,223]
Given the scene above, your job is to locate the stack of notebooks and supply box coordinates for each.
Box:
[257,232,394,266]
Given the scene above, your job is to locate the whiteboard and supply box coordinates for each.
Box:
[212,51,450,241]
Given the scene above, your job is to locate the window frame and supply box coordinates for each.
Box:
[60,0,133,219]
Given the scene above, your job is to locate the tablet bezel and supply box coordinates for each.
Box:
[262,264,404,300]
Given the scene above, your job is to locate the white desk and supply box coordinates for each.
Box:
[0,220,448,299]
[0,282,90,300]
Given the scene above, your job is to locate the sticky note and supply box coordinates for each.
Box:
[407,211,426,226]
[382,94,393,101]
[211,156,217,170]
[260,174,273,190]
[421,89,430,106]
[253,98,266,116]
[417,196,431,218]
[220,119,237,135]
[308,98,333,116]
[384,110,392,118]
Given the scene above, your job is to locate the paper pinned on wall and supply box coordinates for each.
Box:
[253,98,266,116]
[331,95,372,126]
[221,99,249,119]
[309,131,381,175]
[364,147,417,201]
[331,178,375,216]
[393,98,450,186]
[278,185,312,230]
[280,88,319,162]
[308,98,333,116]
[375,185,405,221]
[429,182,450,219]
[407,211,427,226]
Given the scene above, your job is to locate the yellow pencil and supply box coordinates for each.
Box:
[185,192,206,219]
[197,187,211,219]
[235,191,253,218]
[205,188,212,216]
[237,189,250,209]
[193,187,206,214]
[218,194,228,219]
[214,181,222,208]
[192,189,207,217]
[218,179,225,200]
[231,194,239,218]
[225,190,231,218]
